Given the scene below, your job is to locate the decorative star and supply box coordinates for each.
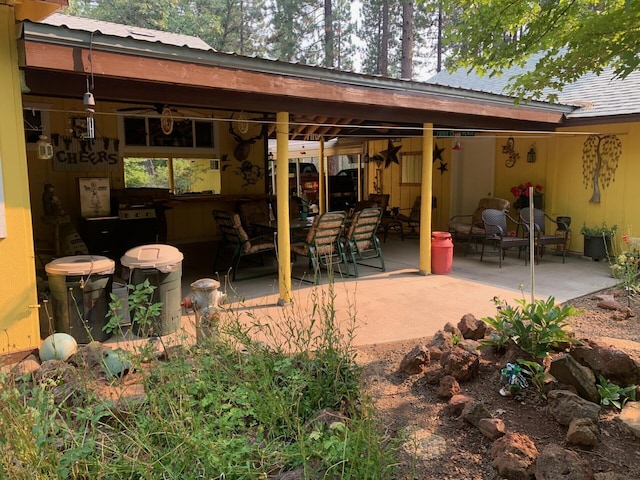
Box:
[433,143,445,163]
[437,161,448,174]
[380,139,401,168]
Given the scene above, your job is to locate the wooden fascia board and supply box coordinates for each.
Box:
[23,41,565,125]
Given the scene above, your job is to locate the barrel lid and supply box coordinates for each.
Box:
[45,255,115,276]
[121,244,183,271]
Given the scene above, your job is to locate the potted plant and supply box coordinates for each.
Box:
[510,182,543,210]
[580,222,617,261]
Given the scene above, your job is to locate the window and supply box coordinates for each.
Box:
[401,152,422,185]
[23,104,50,144]
[121,116,217,151]
[124,157,221,195]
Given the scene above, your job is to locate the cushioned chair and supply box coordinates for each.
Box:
[519,207,569,263]
[212,209,277,281]
[291,211,347,284]
[237,199,271,236]
[448,197,511,254]
[343,207,385,277]
[480,209,531,267]
[368,194,390,213]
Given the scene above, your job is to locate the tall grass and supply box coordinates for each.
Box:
[1,283,398,479]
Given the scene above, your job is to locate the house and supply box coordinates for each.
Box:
[2,5,637,359]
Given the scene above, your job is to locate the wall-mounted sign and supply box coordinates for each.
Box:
[434,130,476,138]
[79,177,111,217]
[52,135,119,172]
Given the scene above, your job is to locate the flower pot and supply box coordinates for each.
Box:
[583,234,612,261]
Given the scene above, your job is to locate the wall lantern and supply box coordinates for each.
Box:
[527,145,537,163]
[36,135,54,160]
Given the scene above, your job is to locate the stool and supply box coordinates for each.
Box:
[380,218,404,242]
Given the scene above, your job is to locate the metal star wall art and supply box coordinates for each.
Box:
[433,143,445,163]
[380,140,401,168]
[438,161,448,174]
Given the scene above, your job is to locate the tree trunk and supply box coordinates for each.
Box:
[324,0,334,68]
[401,0,414,79]
[380,0,389,76]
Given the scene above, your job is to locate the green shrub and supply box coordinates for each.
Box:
[481,296,581,359]
[597,375,637,410]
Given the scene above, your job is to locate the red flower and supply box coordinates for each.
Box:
[510,182,543,198]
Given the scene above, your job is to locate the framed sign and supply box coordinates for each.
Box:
[79,177,110,217]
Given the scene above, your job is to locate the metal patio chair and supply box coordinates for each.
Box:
[480,209,530,267]
[519,207,569,263]
[343,207,385,277]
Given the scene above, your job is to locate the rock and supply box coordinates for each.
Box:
[399,344,430,375]
[428,345,443,361]
[547,390,601,426]
[618,401,640,438]
[440,348,479,382]
[549,354,600,403]
[535,443,593,480]
[461,400,492,427]
[457,313,487,340]
[594,473,632,480]
[443,322,462,338]
[436,375,460,399]
[477,417,506,440]
[491,432,538,480]
[443,394,475,417]
[567,418,599,447]
[423,365,445,385]
[11,354,40,377]
[597,297,622,310]
[69,342,108,370]
[457,339,481,354]
[571,340,640,387]
[429,330,455,351]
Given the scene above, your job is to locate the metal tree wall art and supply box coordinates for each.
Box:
[582,134,622,203]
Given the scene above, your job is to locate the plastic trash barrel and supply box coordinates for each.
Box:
[431,232,453,275]
[121,244,184,336]
[45,255,115,343]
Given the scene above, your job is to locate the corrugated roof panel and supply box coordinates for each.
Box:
[41,13,213,51]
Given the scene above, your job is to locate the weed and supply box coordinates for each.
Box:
[597,375,637,410]
[104,279,163,336]
[481,296,581,359]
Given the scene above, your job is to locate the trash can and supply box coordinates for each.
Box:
[45,255,115,343]
[431,232,453,274]
[121,244,183,337]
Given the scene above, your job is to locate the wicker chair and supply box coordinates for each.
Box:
[519,207,569,263]
[480,209,530,267]
[212,209,277,281]
[448,197,511,255]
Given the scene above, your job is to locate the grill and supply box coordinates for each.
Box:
[111,191,160,254]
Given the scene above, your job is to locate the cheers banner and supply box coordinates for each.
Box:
[52,135,119,172]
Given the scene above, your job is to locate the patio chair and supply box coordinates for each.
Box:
[448,197,511,255]
[237,199,271,236]
[480,209,530,267]
[368,194,390,213]
[343,207,385,277]
[393,195,422,237]
[291,211,348,284]
[519,207,569,263]
[212,209,277,281]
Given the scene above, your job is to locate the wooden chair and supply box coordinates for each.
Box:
[212,209,277,281]
[480,209,530,267]
[520,207,569,263]
[343,207,385,277]
[291,211,347,284]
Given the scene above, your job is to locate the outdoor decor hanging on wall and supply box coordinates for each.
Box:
[51,135,119,172]
[379,139,401,168]
[502,136,520,168]
[582,134,622,203]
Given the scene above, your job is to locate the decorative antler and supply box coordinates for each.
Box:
[228,115,265,162]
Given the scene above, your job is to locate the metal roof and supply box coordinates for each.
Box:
[42,13,213,51]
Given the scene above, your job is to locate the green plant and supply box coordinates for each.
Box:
[517,359,548,397]
[580,222,618,237]
[597,375,637,410]
[104,279,163,335]
[480,296,582,359]
[611,232,640,307]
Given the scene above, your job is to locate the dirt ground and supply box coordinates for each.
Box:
[356,288,640,479]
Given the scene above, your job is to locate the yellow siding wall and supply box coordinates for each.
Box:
[0,7,40,355]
